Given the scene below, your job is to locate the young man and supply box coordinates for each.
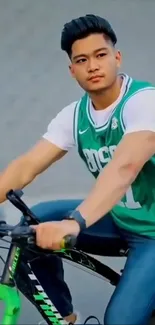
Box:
[1,14,155,325]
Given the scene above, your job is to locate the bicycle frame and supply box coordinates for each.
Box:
[0,243,21,325]
[0,240,68,325]
[0,190,155,325]
[0,284,21,325]
[0,238,121,325]
[0,189,121,325]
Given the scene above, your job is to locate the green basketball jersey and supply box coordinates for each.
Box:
[73,76,155,237]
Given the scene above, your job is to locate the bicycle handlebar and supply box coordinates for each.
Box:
[0,221,77,249]
[0,189,77,250]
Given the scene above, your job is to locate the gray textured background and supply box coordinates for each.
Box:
[0,0,154,323]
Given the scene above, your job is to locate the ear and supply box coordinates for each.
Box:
[69,64,76,79]
[115,50,122,69]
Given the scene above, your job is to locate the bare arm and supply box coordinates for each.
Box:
[73,90,155,228]
[0,139,67,203]
[76,131,155,227]
[30,131,155,252]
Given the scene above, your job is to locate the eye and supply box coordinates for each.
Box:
[76,58,87,64]
[97,53,107,58]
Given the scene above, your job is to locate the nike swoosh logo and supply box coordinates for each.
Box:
[79,127,89,135]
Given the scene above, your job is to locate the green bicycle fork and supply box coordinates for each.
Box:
[0,284,21,325]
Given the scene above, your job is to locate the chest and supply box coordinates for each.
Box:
[77,116,123,174]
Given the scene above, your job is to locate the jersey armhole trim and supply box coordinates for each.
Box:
[73,99,81,146]
[120,87,155,132]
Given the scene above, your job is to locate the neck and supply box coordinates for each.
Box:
[89,75,123,110]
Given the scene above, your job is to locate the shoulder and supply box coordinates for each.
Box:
[51,100,78,124]
[61,100,79,114]
[47,93,87,129]
[126,86,155,105]
[123,87,155,119]
[45,100,79,133]
[42,100,80,151]
[122,88,155,133]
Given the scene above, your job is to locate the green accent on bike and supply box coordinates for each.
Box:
[45,310,56,316]
[40,304,50,310]
[9,247,21,280]
[55,249,66,253]
[34,294,44,300]
[48,317,62,325]
[0,284,21,325]
[33,294,62,325]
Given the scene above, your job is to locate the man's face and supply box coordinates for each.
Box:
[69,33,121,93]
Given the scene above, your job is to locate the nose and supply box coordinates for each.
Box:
[87,58,100,72]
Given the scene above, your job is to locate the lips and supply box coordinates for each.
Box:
[89,75,103,81]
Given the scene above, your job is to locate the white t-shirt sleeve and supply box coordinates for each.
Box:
[42,101,77,150]
[123,89,155,134]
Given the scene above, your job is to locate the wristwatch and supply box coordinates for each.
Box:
[67,210,86,232]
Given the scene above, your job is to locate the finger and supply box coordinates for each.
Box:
[35,226,43,247]
[52,244,60,251]
[52,239,62,251]
[37,227,50,249]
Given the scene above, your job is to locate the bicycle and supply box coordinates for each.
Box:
[0,189,155,325]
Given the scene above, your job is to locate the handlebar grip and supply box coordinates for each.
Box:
[27,235,76,249]
[27,232,77,249]
[60,235,77,249]
[27,229,77,249]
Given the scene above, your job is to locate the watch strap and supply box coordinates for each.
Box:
[68,210,86,232]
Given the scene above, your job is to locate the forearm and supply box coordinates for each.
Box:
[0,157,35,203]
[77,160,137,227]
[0,140,67,204]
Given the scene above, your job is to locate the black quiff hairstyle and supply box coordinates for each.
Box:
[61,14,117,58]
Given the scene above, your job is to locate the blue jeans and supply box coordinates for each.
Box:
[28,199,155,324]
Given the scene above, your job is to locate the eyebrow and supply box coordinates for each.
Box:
[72,47,108,61]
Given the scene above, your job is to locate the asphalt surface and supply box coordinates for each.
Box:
[0,0,155,323]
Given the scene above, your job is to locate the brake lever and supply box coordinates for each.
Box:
[13,189,24,198]
[6,189,39,224]
[6,190,31,215]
